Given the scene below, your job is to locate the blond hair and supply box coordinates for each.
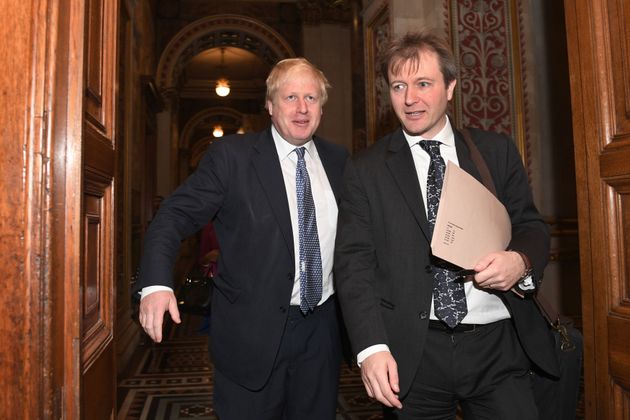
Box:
[265,58,331,107]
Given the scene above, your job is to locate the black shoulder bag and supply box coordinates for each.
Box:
[459,128,582,420]
[177,263,213,316]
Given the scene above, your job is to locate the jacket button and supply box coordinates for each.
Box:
[280,306,287,313]
[425,265,432,273]
[287,273,294,280]
[419,311,428,319]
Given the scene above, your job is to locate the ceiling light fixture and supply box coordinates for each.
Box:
[215,47,230,97]
[213,125,224,138]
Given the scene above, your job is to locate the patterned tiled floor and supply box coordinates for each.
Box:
[118,315,583,419]
[117,315,383,419]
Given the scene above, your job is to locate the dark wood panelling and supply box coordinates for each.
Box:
[0,0,50,417]
[565,0,630,417]
[85,0,105,130]
[609,317,630,387]
[84,193,102,326]
[608,0,630,136]
[0,0,97,416]
[82,341,115,419]
[80,0,118,417]
[82,172,114,363]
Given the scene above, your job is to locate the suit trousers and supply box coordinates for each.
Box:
[386,319,537,420]
[213,296,342,420]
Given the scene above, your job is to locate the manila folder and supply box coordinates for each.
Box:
[430,162,511,269]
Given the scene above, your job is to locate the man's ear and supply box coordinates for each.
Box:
[447,79,457,101]
[266,100,273,116]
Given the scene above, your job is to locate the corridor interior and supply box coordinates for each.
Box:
[116,311,383,419]
[116,311,585,420]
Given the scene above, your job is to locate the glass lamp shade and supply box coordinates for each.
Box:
[215,78,230,97]
[212,125,224,138]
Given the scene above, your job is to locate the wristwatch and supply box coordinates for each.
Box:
[512,250,536,295]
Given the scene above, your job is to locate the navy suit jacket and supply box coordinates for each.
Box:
[334,125,559,397]
[136,127,349,390]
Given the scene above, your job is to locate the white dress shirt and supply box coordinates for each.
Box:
[141,126,339,305]
[272,126,337,306]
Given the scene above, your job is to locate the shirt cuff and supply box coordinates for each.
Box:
[356,344,390,367]
[140,285,174,300]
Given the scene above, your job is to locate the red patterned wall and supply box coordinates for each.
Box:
[450,0,523,139]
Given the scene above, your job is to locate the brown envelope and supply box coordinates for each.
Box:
[431,162,511,269]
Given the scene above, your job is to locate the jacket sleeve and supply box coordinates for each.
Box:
[134,141,229,293]
[334,158,389,356]
[493,135,550,283]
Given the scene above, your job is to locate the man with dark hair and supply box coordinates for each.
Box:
[335,31,559,419]
[135,58,348,420]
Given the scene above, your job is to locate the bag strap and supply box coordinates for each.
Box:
[459,128,497,197]
[534,290,561,325]
[458,127,562,327]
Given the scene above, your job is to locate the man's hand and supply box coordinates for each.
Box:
[360,351,402,409]
[139,290,181,342]
[473,250,526,291]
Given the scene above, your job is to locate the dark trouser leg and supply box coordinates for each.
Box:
[391,319,537,420]
[284,298,342,420]
[213,297,342,420]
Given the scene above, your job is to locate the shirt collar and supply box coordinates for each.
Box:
[271,124,316,161]
[403,115,455,149]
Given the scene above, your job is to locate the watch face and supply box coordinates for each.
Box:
[518,271,536,293]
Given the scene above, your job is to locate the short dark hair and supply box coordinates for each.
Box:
[378,30,458,86]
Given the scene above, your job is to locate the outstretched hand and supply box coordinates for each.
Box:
[138,290,181,342]
[360,351,403,409]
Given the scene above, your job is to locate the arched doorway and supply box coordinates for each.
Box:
[153,14,296,196]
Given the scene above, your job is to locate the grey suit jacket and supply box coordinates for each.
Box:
[334,125,559,397]
[136,127,348,390]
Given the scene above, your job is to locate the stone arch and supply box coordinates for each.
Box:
[156,14,296,97]
[180,107,245,167]
[188,136,215,170]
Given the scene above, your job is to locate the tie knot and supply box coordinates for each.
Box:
[419,140,442,159]
[295,147,306,160]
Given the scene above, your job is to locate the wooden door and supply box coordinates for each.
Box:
[81,0,119,418]
[0,0,118,417]
[0,0,57,417]
[565,0,630,418]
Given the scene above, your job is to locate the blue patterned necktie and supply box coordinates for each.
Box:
[419,140,468,328]
[295,147,323,313]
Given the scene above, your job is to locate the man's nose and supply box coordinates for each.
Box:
[405,86,419,105]
[296,98,308,113]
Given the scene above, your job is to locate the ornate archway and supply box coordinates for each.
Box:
[180,106,245,161]
[154,14,295,194]
[156,14,296,98]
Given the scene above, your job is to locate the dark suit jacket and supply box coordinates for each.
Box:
[135,127,348,391]
[334,125,559,398]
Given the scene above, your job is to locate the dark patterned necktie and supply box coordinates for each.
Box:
[419,140,468,328]
[295,147,323,313]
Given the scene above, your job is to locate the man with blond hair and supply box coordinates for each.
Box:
[135,58,348,419]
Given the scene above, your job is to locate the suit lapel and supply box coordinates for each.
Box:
[385,129,432,242]
[251,129,294,260]
[382,125,487,245]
